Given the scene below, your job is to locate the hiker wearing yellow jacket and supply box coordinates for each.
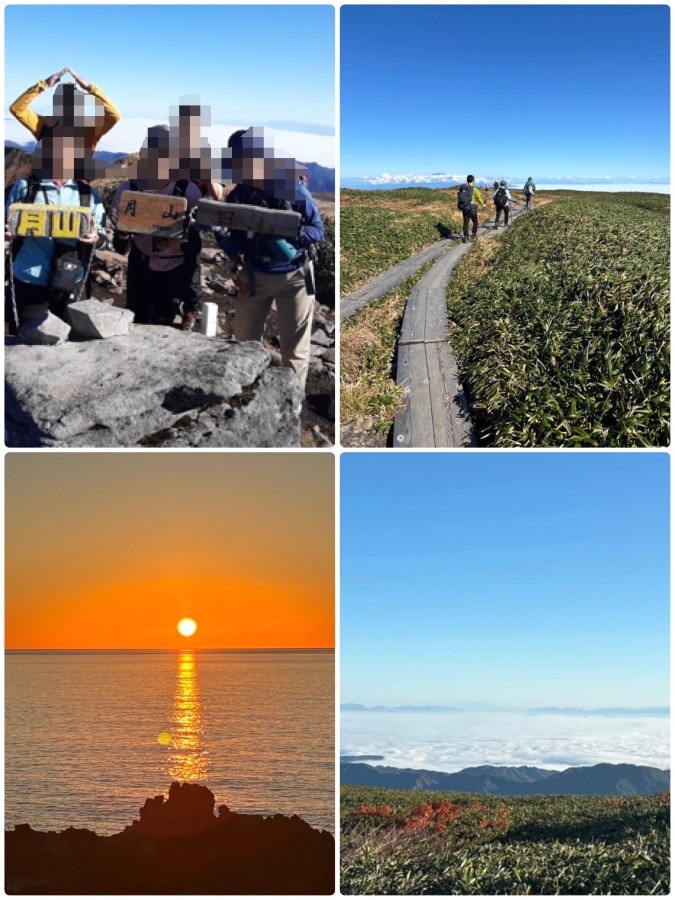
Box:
[457,174,485,243]
[10,67,121,152]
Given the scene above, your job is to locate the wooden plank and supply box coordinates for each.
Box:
[195,200,301,238]
[393,342,435,447]
[426,342,477,447]
[399,244,470,346]
[340,239,453,321]
[7,204,91,239]
[398,279,428,345]
[116,191,188,237]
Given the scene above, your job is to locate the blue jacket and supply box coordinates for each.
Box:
[6,178,106,285]
[212,181,324,275]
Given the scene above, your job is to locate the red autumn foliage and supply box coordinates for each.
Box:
[357,805,394,818]
[400,800,487,833]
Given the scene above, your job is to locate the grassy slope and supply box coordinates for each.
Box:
[341,785,670,895]
[341,188,464,295]
[446,192,669,447]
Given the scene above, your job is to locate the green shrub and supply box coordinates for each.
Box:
[446,194,669,447]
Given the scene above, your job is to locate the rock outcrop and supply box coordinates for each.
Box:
[5,326,301,447]
[5,781,334,895]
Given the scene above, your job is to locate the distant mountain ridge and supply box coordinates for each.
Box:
[4,142,334,192]
[341,761,670,796]
[342,703,462,713]
[529,707,669,717]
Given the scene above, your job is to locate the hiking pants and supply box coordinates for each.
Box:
[233,265,314,392]
[126,245,201,325]
[7,278,74,328]
[495,205,510,226]
[462,207,478,238]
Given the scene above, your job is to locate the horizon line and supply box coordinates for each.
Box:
[5,646,335,653]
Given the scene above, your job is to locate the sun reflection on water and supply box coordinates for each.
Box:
[160,651,208,782]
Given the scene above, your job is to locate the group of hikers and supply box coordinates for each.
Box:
[5,70,325,393]
[457,175,536,242]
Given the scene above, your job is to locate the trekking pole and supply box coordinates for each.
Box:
[6,247,20,336]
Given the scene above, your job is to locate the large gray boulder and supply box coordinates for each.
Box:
[68,299,135,339]
[5,326,301,447]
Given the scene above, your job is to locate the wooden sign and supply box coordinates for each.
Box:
[195,200,301,238]
[116,191,188,237]
[7,204,91,239]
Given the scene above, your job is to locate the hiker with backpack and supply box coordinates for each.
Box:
[492,180,516,228]
[523,177,536,210]
[457,175,485,243]
[110,125,205,330]
[5,130,106,330]
[9,67,121,153]
[208,127,325,393]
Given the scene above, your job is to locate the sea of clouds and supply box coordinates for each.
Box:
[5,116,335,169]
[342,172,669,193]
[341,710,670,772]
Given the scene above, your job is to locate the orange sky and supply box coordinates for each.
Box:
[6,453,334,649]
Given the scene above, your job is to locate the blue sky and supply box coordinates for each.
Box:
[4,5,335,163]
[341,453,670,709]
[341,5,669,182]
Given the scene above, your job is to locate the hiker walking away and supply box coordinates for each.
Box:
[493,180,516,228]
[110,125,204,330]
[5,131,105,330]
[491,180,500,223]
[10,68,121,153]
[457,174,485,243]
[523,177,536,211]
[211,127,325,393]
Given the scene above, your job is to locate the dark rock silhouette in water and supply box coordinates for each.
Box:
[5,782,334,894]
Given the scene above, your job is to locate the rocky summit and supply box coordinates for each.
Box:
[5,781,335,894]
[5,326,302,448]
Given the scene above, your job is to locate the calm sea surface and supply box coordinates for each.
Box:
[6,650,334,834]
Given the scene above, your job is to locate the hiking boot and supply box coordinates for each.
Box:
[181,312,196,332]
[462,236,468,243]
[470,234,477,242]
[494,224,499,230]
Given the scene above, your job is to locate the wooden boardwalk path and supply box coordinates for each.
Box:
[393,207,526,448]
[340,239,454,321]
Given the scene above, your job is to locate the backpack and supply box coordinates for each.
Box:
[524,182,534,196]
[457,183,474,212]
[226,184,319,296]
[495,187,508,209]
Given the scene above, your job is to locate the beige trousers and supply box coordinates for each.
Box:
[234,265,314,392]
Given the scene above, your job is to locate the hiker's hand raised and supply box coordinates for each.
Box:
[45,69,66,88]
[66,67,90,90]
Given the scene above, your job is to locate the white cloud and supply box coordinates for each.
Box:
[4,116,335,168]
[341,710,670,772]
[356,172,488,186]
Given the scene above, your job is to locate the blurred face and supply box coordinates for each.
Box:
[232,155,266,188]
[34,133,90,180]
[138,148,171,182]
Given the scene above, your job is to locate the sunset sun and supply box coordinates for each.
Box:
[177,618,197,637]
